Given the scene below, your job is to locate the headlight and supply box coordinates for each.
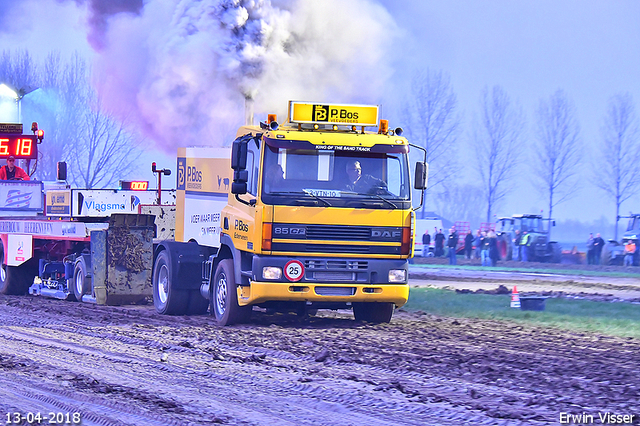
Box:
[388,269,406,283]
[262,267,282,280]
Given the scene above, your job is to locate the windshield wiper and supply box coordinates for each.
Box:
[372,193,398,209]
[302,190,332,207]
[267,190,331,207]
[341,189,398,209]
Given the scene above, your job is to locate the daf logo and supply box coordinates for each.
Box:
[372,230,401,238]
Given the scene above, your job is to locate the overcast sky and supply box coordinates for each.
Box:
[1,0,639,227]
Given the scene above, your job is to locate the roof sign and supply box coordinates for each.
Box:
[288,101,379,127]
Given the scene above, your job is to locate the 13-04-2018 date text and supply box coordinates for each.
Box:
[5,412,81,425]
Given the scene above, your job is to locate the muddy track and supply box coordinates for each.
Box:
[1,295,639,425]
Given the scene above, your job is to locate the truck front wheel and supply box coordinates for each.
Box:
[211,259,251,326]
[353,302,394,323]
[153,250,188,315]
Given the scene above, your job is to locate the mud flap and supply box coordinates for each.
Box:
[90,214,155,305]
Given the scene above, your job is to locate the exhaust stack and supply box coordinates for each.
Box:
[245,97,254,126]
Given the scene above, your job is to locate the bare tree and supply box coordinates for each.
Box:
[594,93,640,240]
[0,49,39,97]
[23,52,142,187]
[434,183,485,227]
[70,95,142,188]
[403,69,461,218]
[473,86,526,223]
[533,90,582,227]
[31,52,88,180]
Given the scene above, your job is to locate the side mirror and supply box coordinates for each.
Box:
[414,162,428,190]
[231,182,247,194]
[231,136,250,195]
[231,137,248,170]
[231,170,249,194]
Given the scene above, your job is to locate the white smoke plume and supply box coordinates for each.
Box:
[90,0,398,152]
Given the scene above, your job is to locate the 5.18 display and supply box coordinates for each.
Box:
[0,134,38,160]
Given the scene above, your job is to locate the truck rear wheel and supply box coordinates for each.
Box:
[153,250,188,315]
[71,258,90,302]
[353,302,394,323]
[211,259,251,326]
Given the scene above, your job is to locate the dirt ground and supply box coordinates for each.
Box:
[1,266,639,426]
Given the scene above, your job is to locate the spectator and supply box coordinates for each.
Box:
[593,233,605,265]
[520,231,530,262]
[422,229,431,257]
[435,229,445,257]
[488,230,499,267]
[447,227,459,265]
[624,240,636,266]
[464,230,474,259]
[586,233,595,265]
[0,156,29,180]
[513,229,522,261]
[480,231,490,266]
[473,230,482,260]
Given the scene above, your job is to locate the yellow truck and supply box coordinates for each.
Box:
[153,101,428,325]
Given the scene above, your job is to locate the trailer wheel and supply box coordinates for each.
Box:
[0,263,18,295]
[71,258,90,302]
[353,302,394,323]
[153,250,187,315]
[0,242,33,295]
[211,259,251,326]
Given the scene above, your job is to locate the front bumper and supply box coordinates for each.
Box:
[237,281,409,307]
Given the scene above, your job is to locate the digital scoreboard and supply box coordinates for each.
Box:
[0,134,37,160]
[119,180,149,190]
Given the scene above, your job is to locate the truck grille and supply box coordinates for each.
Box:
[305,225,371,240]
[305,260,368,270]
[271,242,400,255]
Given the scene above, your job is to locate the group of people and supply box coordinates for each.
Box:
[585,233,605,265]
[422,227,500,267]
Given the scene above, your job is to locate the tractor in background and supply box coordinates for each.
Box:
[495,214,561,263]
[601,214,640,265]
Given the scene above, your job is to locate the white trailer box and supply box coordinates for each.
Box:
[176,147,231,248]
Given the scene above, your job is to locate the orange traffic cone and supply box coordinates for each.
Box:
[510,285,521,308]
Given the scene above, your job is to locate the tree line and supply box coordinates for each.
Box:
[402,69,640,240]
[1,50,638,240]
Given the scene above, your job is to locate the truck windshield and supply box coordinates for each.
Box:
[261,143,410,209]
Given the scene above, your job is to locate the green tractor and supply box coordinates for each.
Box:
[495,214,561,263]
[601,214,640,265]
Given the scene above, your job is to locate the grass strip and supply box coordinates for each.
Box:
[409,263,639,279]
[404,287,640,339]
